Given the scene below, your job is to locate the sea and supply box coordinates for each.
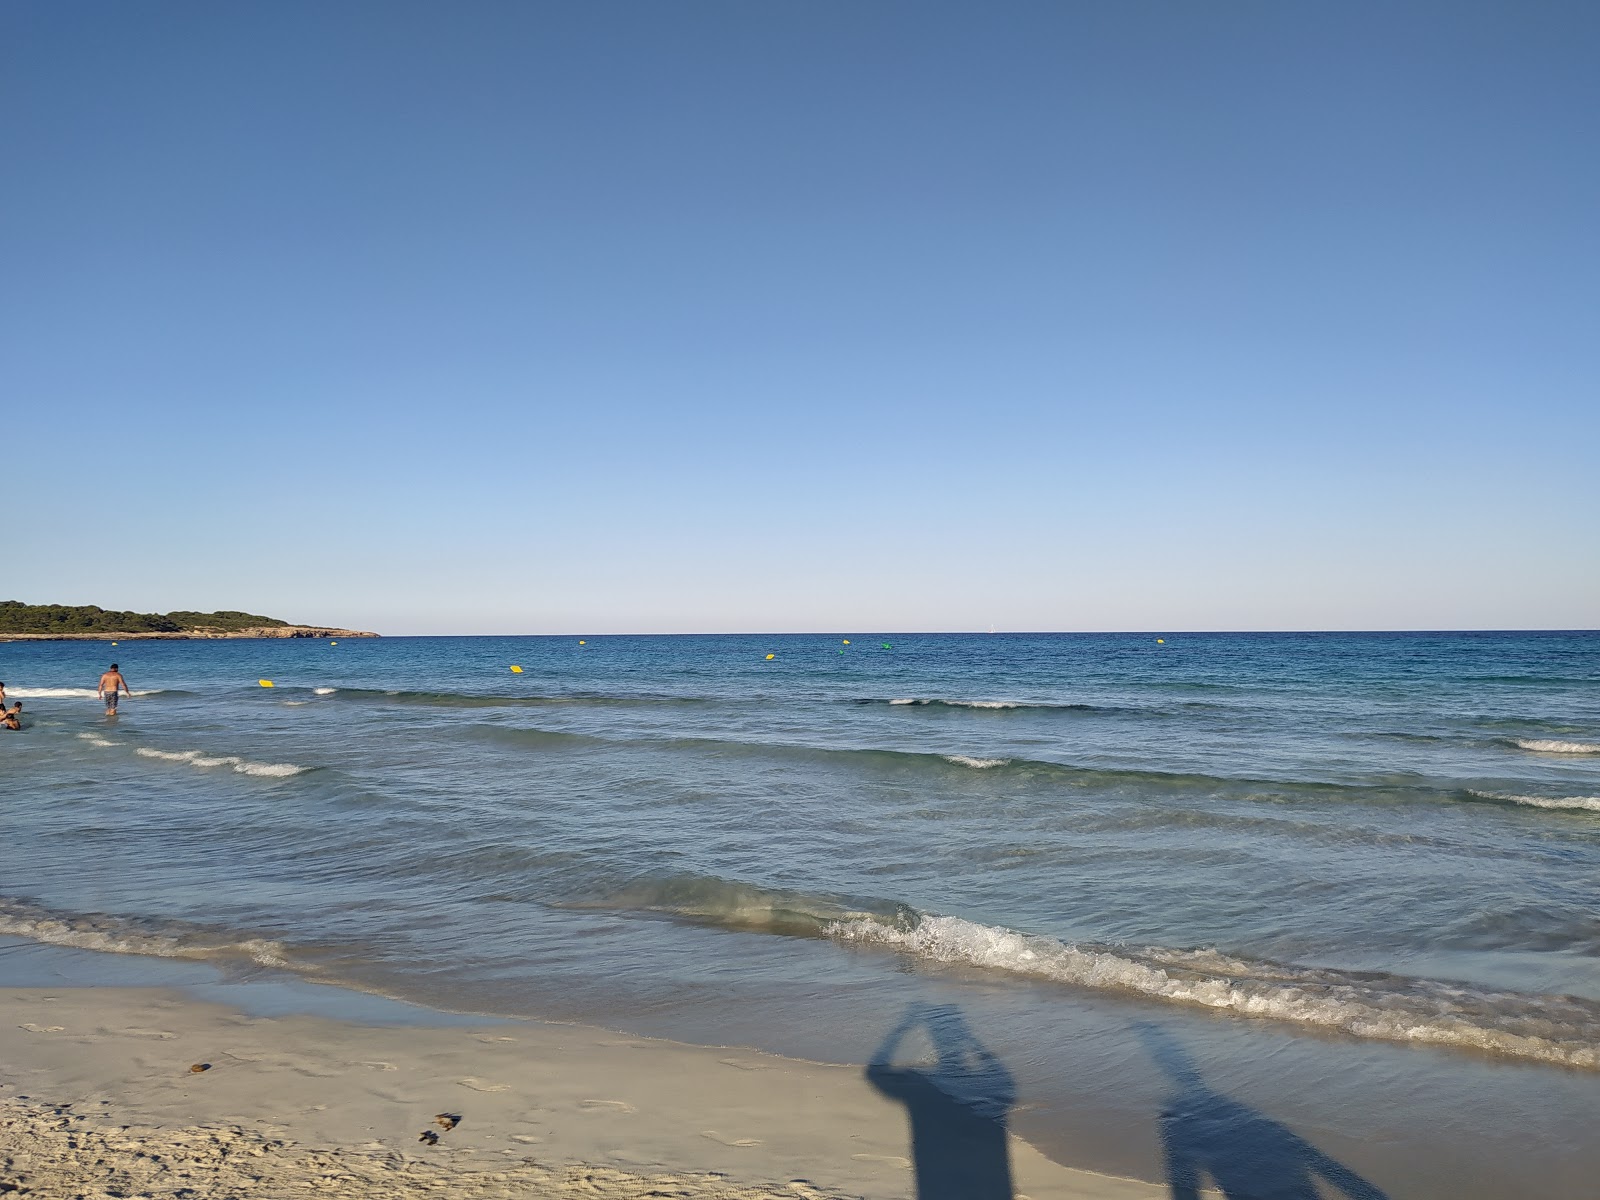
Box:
[2,631,1597,1197]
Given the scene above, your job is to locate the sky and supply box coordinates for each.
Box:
[3,1,1596,634]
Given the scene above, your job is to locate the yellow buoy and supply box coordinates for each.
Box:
[112,641,118,646]
[765,653,775,660]
[1156,638,1165,644]
[259,679,274,688]
[510,665,523,673]
[330,641,337,646]
[578,640,586,645]
[842,640,850,645]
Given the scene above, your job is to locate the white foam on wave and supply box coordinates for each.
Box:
[8,687,163,699]
[891,698,1022,709]
[74,732,122,748]
[943,755,1010,769]
[1471,790,1600,814]
[0,899,289,967]
[313,687,337,695]
[134,747,309,778]
[1515,738,1600,754]
[827,913,1600,1068]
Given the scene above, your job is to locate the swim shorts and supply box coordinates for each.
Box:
[104,691,119,710]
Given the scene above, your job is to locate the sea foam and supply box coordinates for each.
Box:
[891,698,1023,708]
[943,755,1010,769]
[827,912,1600,1068]
[1514,738,1600,754]
[134,747,309,778]
[1471,790,1600,814]
[0,898,290,967]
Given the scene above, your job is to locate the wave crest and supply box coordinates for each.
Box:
[874,698,1101,711]
[586,875,914,938]
[1470,790,1600,814]
[1514,738,1600,754]
[134,747,309,778]
[828,913,1600,1068]
[0,898,291,967]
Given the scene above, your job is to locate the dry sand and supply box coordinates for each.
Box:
[0,985,1165,1199]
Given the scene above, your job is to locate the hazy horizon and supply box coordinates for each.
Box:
[5,597,1596,639]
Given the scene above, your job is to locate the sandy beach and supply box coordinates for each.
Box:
[0,982,1164,1199]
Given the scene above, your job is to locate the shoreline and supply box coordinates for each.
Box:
[0,968,1163,1200]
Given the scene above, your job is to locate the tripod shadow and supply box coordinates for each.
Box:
[865,1002,1015,1200]
[1138,1023,1389,1200]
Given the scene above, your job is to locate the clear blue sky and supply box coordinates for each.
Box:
[4,1,1596,634]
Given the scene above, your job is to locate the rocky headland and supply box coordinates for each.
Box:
[0,601,378,641]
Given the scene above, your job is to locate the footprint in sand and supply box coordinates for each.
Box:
[19,1024,65,1034]
[578,1099,636,1113]
[456,1078,510,1093]
[851,1153,913,1169]
[510,1134,543,1145]
[117,1028,176,1040]
[356,1061,398,1071]
[701,1130,763,1148]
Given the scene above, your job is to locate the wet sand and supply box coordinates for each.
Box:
[0,984,1164,1200]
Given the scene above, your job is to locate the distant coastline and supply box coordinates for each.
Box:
[0,601,378,641]
[1,627,378,642]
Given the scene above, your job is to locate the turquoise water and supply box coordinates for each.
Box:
[3,631,1598,1194]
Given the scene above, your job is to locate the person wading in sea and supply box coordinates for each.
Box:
[98,663,130,715]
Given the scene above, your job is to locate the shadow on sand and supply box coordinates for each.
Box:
[865,1002,1016,1200]
[1139,1023,1390,1200]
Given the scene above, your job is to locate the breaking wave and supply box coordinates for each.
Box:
[827,912,1600,1068]
[1513,738,1600,754]
[868,698,1105,711]
[74,732,121,748]
[134,747,310,778]
[312,687,338,695]
[943,755,1010,769]
[0,897,292,968]
[1470,790,1600,814]
[584,874,914,938]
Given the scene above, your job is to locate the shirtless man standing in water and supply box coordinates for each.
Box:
[98,663,130,715]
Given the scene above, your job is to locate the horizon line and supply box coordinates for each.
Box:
[366,627,1600,638]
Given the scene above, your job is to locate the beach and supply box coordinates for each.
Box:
[0,959,1158,1200]
[3,631,1598,1197]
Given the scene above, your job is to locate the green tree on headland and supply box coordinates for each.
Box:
[0,602,290,634]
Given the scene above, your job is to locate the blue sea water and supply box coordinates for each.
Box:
[2,631,1598,1195]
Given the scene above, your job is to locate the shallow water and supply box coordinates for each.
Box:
[3,631,1597,1195]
